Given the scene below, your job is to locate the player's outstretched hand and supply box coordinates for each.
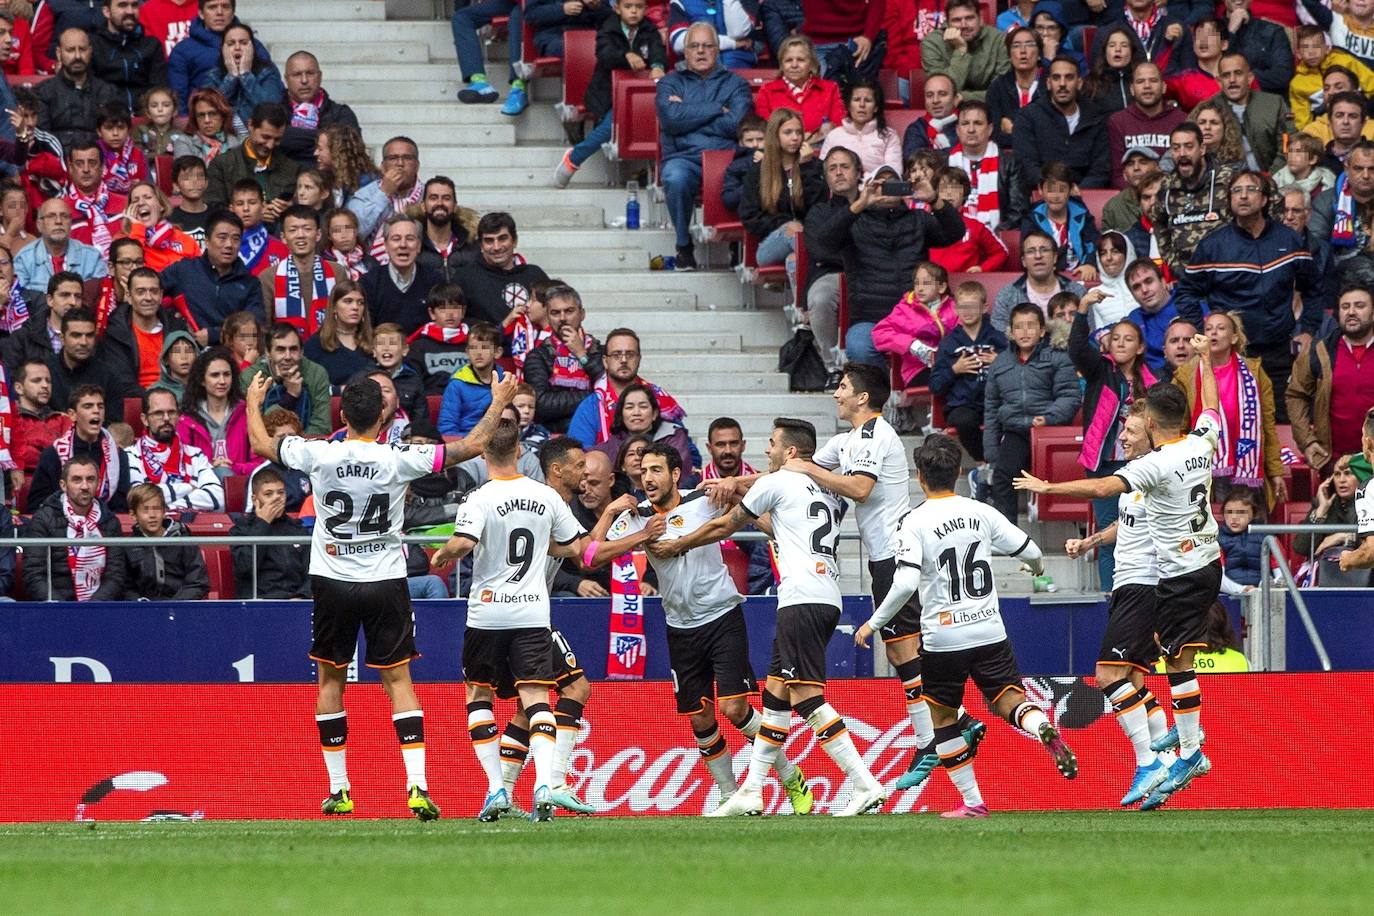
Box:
[1013,471,1049,493]
[854,622,874,648]
[703,477,739,510]
[245,373,271,410]
[490,372,519,407]
[432,538,464,568]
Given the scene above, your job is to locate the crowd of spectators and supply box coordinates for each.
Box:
[0,0,1371,601]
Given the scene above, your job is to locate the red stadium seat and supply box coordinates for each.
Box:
[1274,424,1317,503]
[885,108,923,141]
[426,394,442,422]
[793,229,809,294]
[14,477,31,514]
[1079,189,1116,223]
[1030,425,1091,522]
[998,229,1020,254]
[223,474,248,514]
[519,0,563,79]
[951,271,1021,301]
[124,397,144,436]
[732,68,776,90]
[878,68,904,109]
[330,395,341,429]
[155,154,174,197]
[907,69,925,107]
[183,513,235,535]
[609,71,660,174]
[557,29,598,122]
[6,73,49,89]
[721,543,750,594]
[697,148,743,244]
[203,546,235,599]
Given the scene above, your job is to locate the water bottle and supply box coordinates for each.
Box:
[1033,574,1059,594]
[625,180,640,230]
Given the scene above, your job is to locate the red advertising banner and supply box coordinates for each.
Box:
[2,675,1369,822]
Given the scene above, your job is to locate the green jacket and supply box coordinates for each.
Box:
[240,356,332,436]
[1101,188,1141,233]
[205,142,301,209]
[919,25,1010,101]
[1218,90,1294,173]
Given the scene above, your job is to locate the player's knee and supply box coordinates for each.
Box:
[688,708,717,733]
[562,676,591,704]
[1094,664,1124,686]
[718,695,750,726]
[885,638,919,666]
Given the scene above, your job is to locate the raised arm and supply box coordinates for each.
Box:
[565,496,668,568]
[244,374,281,463]
[1013,470,1128,500]
[1191,333,1218,415]
[442,374,518,466]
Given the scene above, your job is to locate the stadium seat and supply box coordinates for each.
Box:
[330,395,342,430]
[124,397,144,436]
[998,229,1020,254]
[907,69,925,107]
[951,271,1020,301]
[5,73,49,89]
[223,474,247,514]
[519,0,563,80]
[1079,189,1116,223]
[14,477,30,514]
[1274,424,1317,503]
[721,543,750,594]
[155,154,174,197]
[203,546,235,599]
[1030,425,1091,522]
[878,69,904,109]
[557,29,598,122]
[695,148,744,245]
[885,108,923,140]
[732,68,777,91]
[1277,499,1309,568]
[426,394,442,423]
[184,513,235,536]
[609,71,660,181]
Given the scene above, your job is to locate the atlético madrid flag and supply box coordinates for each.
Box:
[606,552,647,680]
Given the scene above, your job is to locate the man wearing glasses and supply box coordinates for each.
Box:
[566,327,685,447]
[125,386,225,511]
[14,198,107,295]
[1175,169,1327,416]
[348,136,424,252]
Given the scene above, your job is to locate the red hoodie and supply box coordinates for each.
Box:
[801,0,887,46]
[883,0,946,73]
[139,0,198,58]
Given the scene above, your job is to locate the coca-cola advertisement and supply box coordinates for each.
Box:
[4,675,1367,822]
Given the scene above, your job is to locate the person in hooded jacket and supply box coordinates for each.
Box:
[122,482,211,600]
[167,0,272,114]
[1083,25,1144,116]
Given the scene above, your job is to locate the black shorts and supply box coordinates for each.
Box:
[869,557,922,643]
[549,628,585,691]
[309,575,416,670]
[922,639,1023,711]
[1099,583,1161,671]
[768,603,840,687]
[463,627,557,699]
[666,605,757,715]
[1154,560,1223,659]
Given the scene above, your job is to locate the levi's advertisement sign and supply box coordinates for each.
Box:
[4,676,1369,822]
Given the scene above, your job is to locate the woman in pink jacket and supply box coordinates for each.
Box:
[873,261,958,386]
[819,78,903,176]
[176,346,258,479]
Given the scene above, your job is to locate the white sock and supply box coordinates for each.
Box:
[316,711,349,793]
[694,722,738,794]
[553,727,578,787]
[735,707,798,783]
[466,703,503,794]
[1106,680,1156,767]
[1015,703,1049,736]
[936,726,983,807]
[499,725,529,795]
[393,711,427,791]
[529,708,558,791]
[806,702,879,790]
[908,695,935,749]
[1168,670,1203,755]
[741,708,788,792]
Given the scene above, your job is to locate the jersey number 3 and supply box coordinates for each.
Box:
[322,491,390,539]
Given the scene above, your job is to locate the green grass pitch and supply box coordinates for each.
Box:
[2,811,1372,914]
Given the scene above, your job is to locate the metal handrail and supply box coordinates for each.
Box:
[1259,534,1334,672]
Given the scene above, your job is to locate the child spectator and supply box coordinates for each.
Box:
[513,381,550,448]
[930,281,1006,494]
[819,78,903,177]
[293,168,330,218]
[230,467,311,599]
[1045,290,1076,351]
[1218,485,1268,594]
[928,166,1009,274]
[438,321,507,437]
[222,311,262,371]
[96,103,150,196]
[1021,161,1099,282]
[230,180,289,276]
[738,108,826,292]
[108,421,136,449]
[372,322,429,423]
[123,483,211,600]
[1070,291,1156,588]
[555,0,667,187]
[407,282,471,394]
[721,114,767,213]
[156,331,199,402]
[872,261,957,387]
[1302,0,1374,76]
[249,410,310,513]
[136,86,178,162]
[504,277,555,375]
[322,207,378,281]
[754,36,844,143]
[1272,132,1336,198]
[983,302,1082,520]
[169,156,211,244]
[1289,25,1374,130]
[905,149,945,200]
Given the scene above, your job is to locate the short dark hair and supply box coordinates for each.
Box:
[428,282,466,310]
[252,467,285,494]
[1171,121,1205,146]
[141,385,177,415]
[1339,283,1374,305]
[822,145,861,170]
[109,236,143,263]
[340,377,383,431]
[737,113,766,140]
[249,101,289,129]
[707,417,742,439]
[538,435,585,476]
[206,209,244,236]
[605,327,640,350]
[914,433,963,492]
[281,204,320,227]
[467,321,502,348]
[1021,228,1057,256]
[1322,63,1360,88]
[1218,50,1251,72]
[1048,54,1079,74]
[1125,256,1165,284]
[1328,90,1367,116]
[642,442,682,475]
[424,176,456,197]
[772,417,817,458]
[1040,160,1075,187]
[477,211,517,240]
[64,138,100,162]
[61,453,100,481]
[945,0,979,16]
[172,155,207,182]
[1008,302,1046,328]
[15,358,47,385]
[127,266,161,289]
[611,382,660,435]
[383,135,419,157]
[68,383,105,411]
[47,270,83,295]
[95,101,131,128]
[487,418,521,462]
[268,321,302,345]
[956,99,991,121]
[61,307,96,333]
[1144,380,1189,430]
[231,178,264,201]
[842,363,890,411]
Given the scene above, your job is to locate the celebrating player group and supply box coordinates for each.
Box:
[244,332,1226,821]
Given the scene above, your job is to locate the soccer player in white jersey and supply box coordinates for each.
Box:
[1338,410,1374,573]
[1062,401,1176,806]
[613,443,814,815]
[1015,335,1224,809]
[652,418,887,817]
[859,434,1076,818]
[786,364,986,790]
[244,370,517,821]
[432,421,663,822]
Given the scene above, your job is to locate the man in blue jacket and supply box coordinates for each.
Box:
[655,21,753,270]
[1174,169,1326,419]
[167,0,272,113]
[159,210,264,345]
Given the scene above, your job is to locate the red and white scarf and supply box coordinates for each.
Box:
[606,552,647,680]
[101,138,139,194]
[327,246,367,280]
[136,433,195,484]
[94,277,119,337]
[408,321,468,345]
[368,181,425,264]
[291,90,325,130]
[925,113,956,150]
[62,494,107,601]
[67,182,116,255]
[146,221,191,257]
[508,315,551,370]
[0,283,29,334]
[0,363,14,471]
[1127,5,1161,44]
[786,77,813,107]
[702,458,756,480]
[1018,80,1037,108]
[548,333,597,390]
[273,256,336,335]
[54,428,118,501]
[948,141,1001,232]
[591,374,686,441]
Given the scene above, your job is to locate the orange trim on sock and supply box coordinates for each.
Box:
[400,741,425,750]
[321,745,346,752]
[1112,697,1147,716]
